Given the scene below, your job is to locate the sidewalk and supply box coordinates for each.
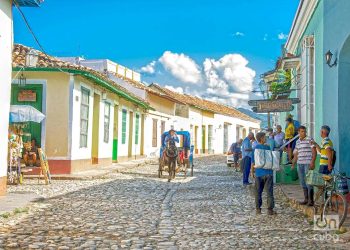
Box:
[276,184,350,240]
[0,192,42,215]
[25,157,158,180]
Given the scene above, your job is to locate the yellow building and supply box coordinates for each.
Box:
[12,44,152,174]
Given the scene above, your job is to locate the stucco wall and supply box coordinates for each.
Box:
[148,93,175,116]
[0,0,12,183]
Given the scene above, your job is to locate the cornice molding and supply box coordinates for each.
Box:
[286,0,318,54]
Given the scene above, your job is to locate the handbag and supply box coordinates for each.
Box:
[306,170,324,187]
[254,149,281,171]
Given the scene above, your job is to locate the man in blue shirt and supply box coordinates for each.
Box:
[242,132,254,185]
[227,139,243,171]
[252,132,276,215]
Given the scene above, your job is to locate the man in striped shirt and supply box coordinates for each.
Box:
[292,126,317,206]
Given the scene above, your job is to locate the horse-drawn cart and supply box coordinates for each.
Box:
[158,131,194,181]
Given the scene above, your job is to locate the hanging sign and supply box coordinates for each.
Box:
[251,99,294,113]
[248,98,300,107]
[18,90,37,102]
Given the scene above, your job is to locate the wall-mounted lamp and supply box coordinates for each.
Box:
[25,49,39,67]
[325,50,337,67]
[19,72,26,87]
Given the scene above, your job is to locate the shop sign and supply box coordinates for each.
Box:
[18,90,36,102]
[251,99,294,113]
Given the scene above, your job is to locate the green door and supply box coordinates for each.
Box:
[11,84,43,146]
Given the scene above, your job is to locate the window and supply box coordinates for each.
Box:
[301,36,315,137]
[103,102,111,143]
[135,114,140,144]
[161,121,165,135]
[208,125,213,153]
[152,119,158,147]
[80,87,90,148]
[122,109,127,144]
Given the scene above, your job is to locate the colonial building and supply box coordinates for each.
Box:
[270,0,350,176]
[12,44,152,174]
[1,0,42,195]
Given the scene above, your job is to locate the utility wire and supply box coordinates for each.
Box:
[13,0,70,76]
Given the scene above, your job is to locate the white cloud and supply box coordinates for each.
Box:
[144,51,256,107]
[202,54,256,106]
[233,31,245,37]
[278,32,288,40]
[165,85,184,94]
[140,60,156,74]
[159,51,202,84]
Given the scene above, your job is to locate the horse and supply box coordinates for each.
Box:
[164,140,178,182]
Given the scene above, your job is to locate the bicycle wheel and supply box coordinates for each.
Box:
[322,192,348,229]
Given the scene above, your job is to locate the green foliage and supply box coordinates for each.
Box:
[0,212,10,218]
[270,70,292,97]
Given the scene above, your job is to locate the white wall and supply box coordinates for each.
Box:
[0,1,12,179]
[97,100,114,159]
[144,111,173,157]
[70,81,94,160]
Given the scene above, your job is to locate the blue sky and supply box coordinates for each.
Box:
[14,0,299,107]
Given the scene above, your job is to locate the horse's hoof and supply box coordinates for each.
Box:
[168,179,171,182]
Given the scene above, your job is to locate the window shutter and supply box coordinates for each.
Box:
[152,119,158,147]
[135,114,139,144]
[122,109,127,144]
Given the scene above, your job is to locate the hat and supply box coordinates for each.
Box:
[169,129,176,133]
[286,114,293,119]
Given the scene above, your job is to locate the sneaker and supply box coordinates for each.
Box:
[256,209,262,215]
[267,209,277,216]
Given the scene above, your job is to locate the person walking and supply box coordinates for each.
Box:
[292,126,317,206]
[242,132,254,185]
[251,132,276,215]
[311,125,334,175]
[227,139,243,171]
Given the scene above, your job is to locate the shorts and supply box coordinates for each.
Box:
[319,165,331,175]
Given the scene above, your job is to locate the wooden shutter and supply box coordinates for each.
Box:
[152,119,158,147]
[122,109,127,144]
[161,121,165,134]
[135,114,139,144]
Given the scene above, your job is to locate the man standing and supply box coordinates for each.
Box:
[274,125,285,148]
[227,139,243,171]
[312,125,334,175]
[292,126,317,206]
[266,128,277,151]
[242,132,254,185]
[285,117,295,163]
[251,132,276,215]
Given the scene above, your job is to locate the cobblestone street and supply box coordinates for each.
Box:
[0,156,347,249]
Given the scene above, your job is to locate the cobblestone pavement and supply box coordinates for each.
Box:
[0,156,348,249]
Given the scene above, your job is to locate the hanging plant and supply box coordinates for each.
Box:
[270,70,292,98]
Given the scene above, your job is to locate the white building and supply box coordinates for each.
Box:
[0,0,42,195]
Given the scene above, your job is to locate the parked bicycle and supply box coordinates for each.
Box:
[313,172,349,229]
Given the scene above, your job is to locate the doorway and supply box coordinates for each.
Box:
[338,35,350,176]
[194,126,198,154]
[128,111,134,158]
[201,125,206,154]
[91,93,100,164]
[223,124,228,153]
[11,84,43,146]
[112,105,118,162]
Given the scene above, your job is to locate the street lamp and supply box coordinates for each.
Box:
[325,50,337,67]
[25,49,39,67]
